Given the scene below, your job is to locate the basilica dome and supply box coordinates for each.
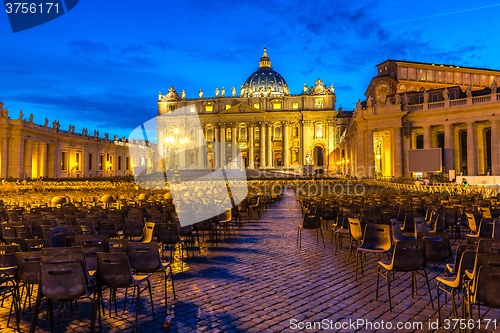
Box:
[243,48,288,97]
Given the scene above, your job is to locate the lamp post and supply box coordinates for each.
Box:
[164,128,189,183]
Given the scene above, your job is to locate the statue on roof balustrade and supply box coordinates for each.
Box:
[232,86,236,97]
[199,89,203,99]
[443,88,449,100]
[181,90,186,100]
[491,80,497,94]
[240,85,245,96]
[215,88,219,98]
[466,84,473,98]
[221,87,225,97]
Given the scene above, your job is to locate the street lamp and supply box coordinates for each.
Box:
[164,128,189,183]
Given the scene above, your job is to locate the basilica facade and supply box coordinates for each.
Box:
[157,49,350,171]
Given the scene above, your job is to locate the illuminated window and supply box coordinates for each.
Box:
[273,103,281,109]
[226,128,231,141]
[226,104,231,110]
[190,106,196,113]
[293,103,299,109]
[274,126,281,138]
[205,105,213,112]
[315,98,324,108]
[255,128,260,140]
[240,127,247,139]
[100,155,104,171]
[316,124,323,138]
[88,153,93,171]
[253,103,260,109]
[206,128,213,141]
[61,152,67,171]
[75,152,80,171]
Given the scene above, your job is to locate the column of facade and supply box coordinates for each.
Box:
[327,120,336,170]
[356,129,365,178]
[491,120,500,175]
[197,126,205,169]
[393,128,403,178]
[213,125,220,169]
[248,123,254,169]
[231,124,237,163]
[302,120,311,164]
[266,123,272,167]
[476,124,486,174]
[283,121,290,168]
[219,124,226,167]
[259,122,266,168]
[423,126,432,149]
[366,130,374,178]
[467,122,476,176]
[444,123,454,174]
[47,144,55,178]
[1,139,8,179]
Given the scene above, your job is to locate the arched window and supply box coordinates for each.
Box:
[315,123,323,138]
[293,126,299,137]
[240,127,247,139]
[274,126,281,138]
[207,128,213,141]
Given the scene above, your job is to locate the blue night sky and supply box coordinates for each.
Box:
[1,0,500,142]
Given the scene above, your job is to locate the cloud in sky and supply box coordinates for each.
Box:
[0,0,499,139]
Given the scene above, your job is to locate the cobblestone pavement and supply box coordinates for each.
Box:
[1,188,499,332]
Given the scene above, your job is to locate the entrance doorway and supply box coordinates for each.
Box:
[314,146,324,167]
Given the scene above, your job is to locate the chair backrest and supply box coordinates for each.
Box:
[42,246,84,257]
[156,223,180,244]
[65,225,83,236]
[391,239,426,270]
[452,244,477,272]
[14,226,34,239]
[50,226,68,248]
[123,219,144,238]
[96,252,134,288]
[97,219,118,238]
[455,250,477,287]
[1,224,17,240]
[0,244,21,267]
[139,222,156,243]
[361,223,391,251]
[39,262,87,301]
[80,224,97,235]
[477,218,495,238]
[109,239,129,254]
[414,217,429,237]
[473,265,500,308]
[127,241,161,272]
[218,210,232,223]
[477,239,500,254]
[390,218,405,242]
[74,234,110,271]
[493,219,500,239]
[418,231,453,262]
[24,239,50,252]
[15,251,42,284]
[349,218,363,241]
[469,253,500,292]
[466,213,480,233]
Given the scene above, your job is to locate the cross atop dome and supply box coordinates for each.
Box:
[259,47,271,68]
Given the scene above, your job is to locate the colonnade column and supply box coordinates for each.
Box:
[366,130,374,178]
[491,120,500,175]
[248,123,254,169]
[259,122,266,168]
[38,142,47,178]
[267,123,272,167]
[1,139,8,179]
[356,129,365,178]
[444,123,454,174]
[23,139,32,179]
[466,122,476,176]
[283,121,290,168]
